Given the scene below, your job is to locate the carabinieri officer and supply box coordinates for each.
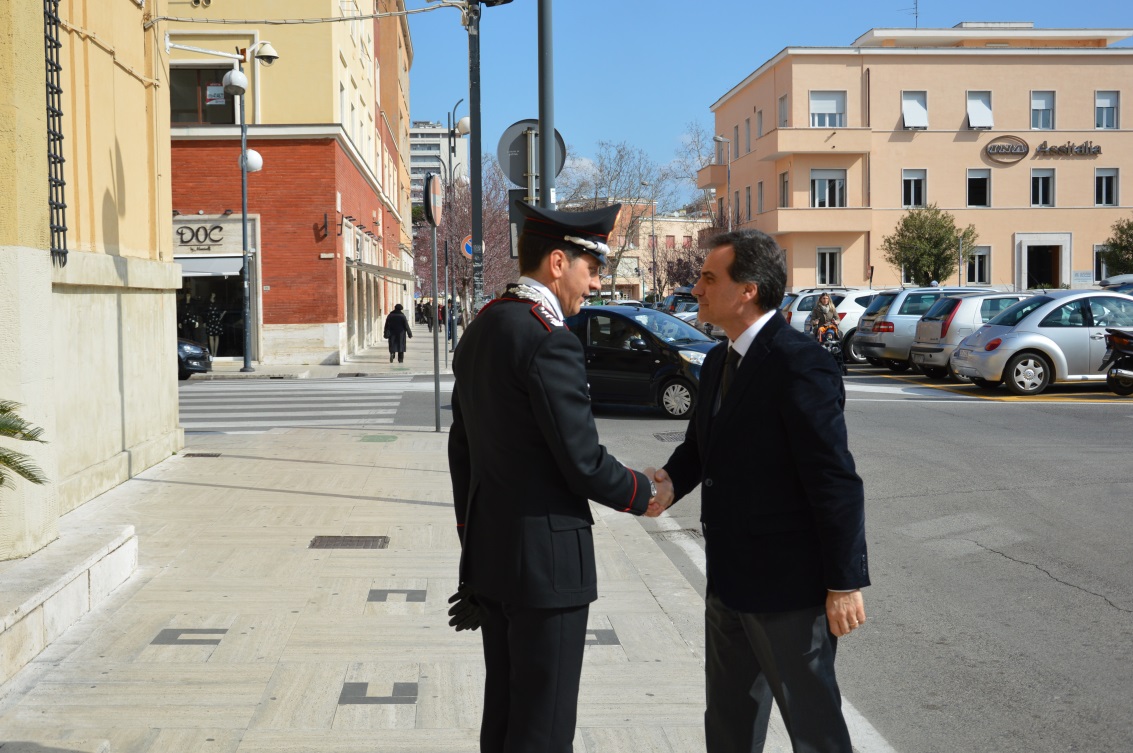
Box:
[447,200,664,753]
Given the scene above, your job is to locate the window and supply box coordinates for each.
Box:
[966,91,993,129]
[778,94,789,127]
[757,181,764,214]
[968,246,990,285]
[778,172,789,208]
[809,91,846,128]
[1039,300,1087,328]
[682,236,692,250]
[1096,91,1119,129]
[1031,168,1055,206]
[901,91,928,129]
[980,297,1022,322]
[734,190,741,223]
[901,266,917,285]
[1088,297,1133,328]
[733,124,740,153]
[756,110,763,138]
[811,170,846,208]
[1096,168,1118,206]
[745,186,752,221]
[902,169,926,208]
[817,248,841,286]
[718,197,725,220]
[1031,91,1054,130]
[170,67,236,125]
[1094,245,1108,283]
[967,169,990,207]
[744,118,751,152]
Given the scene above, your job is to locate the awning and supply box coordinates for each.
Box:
[176,255,243,277]
[901,92,928,129]
[966,92,993,129]
[347,259,414,281]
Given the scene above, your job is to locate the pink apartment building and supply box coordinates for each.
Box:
[698,22,1133,291]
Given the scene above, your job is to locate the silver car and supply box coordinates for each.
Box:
[857,286,992,371]
[950,290,1133,395]
[910,292,1030,380]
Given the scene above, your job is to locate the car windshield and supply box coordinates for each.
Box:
[862,293,898,317]
[988,296,1052,327]
[779,293,798,311]
[627,309,713,343]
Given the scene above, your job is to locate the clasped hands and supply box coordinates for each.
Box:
[643,467,674,518]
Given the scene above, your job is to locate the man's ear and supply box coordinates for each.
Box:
[743,282,759,303]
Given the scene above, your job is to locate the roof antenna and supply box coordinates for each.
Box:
[902,0,920,29]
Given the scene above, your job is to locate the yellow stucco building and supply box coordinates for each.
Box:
[699,22,1133,291]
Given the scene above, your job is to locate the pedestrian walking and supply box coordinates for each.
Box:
[447,201,669,753]
[383,303,412,363]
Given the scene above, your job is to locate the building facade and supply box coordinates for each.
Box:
[168,0,414,365]
[409,121,470,206]
[1,0,180,559]
[607,204,711,300]
[699,22,1133,291]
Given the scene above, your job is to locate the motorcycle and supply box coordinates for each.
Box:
[1099,327,1133,396]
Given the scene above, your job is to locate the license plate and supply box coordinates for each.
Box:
[954,349,969,361]
[911,354,925,363]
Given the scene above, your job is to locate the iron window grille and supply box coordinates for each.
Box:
[44,0,68,266]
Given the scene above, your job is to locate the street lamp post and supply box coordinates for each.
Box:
[712,134,732,233]
[640,180,657,302]
[446,99,470,353]
[166,35,279,372]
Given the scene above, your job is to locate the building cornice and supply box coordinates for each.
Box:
[710,46,1133,113]
[171,124,403,224]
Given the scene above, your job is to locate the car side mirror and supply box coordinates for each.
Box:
[629,338,649,351]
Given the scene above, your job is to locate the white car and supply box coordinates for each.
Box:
[781,288,878,363]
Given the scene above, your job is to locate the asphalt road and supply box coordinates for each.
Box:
[260,368,1133,751]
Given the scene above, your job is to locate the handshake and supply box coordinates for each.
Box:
[642,467,675,518]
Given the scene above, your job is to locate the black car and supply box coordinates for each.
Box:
[177,338,212,380]
[564,305,717,418]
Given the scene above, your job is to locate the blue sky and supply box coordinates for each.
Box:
[404,0,1130,173]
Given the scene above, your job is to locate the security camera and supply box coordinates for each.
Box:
[254,42,280,67]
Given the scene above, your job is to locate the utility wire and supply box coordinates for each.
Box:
[143,3,467,31]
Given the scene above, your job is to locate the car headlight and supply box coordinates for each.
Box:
[178,343,203,355]
[679,350,706,365]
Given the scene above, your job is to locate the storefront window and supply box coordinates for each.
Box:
[176,274,248,357]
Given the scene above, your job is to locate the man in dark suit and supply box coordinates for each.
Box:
[448,201,669,753]
[649,229,869,753]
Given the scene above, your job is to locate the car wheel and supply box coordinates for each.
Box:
[921,366,948,380]
[866,357,883,367]
[178,367,190,381]
[1106,371,1133,396]
[948,363,972,383]
[971,377,1001,390]
[1004,352,1052,396]
[660,379,695,418]
[842,330,866,364]
[884,359,910,373]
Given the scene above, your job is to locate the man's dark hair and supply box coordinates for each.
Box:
[710,229,786,311]
[518,233,585,274]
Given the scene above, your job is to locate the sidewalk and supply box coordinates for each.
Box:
[0,423,755,753]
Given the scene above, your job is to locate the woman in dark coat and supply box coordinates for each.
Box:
[383,303,412,363]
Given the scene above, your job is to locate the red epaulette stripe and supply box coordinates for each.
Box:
[529,303,552,332]
[622,468,638,512]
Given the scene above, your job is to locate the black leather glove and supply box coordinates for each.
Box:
[447,586,483,632]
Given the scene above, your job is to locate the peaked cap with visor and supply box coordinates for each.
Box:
[515,201,622,267]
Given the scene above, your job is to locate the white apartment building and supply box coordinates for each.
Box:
[410,120,469,205]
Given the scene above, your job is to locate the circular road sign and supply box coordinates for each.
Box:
[462,235,473,259]
[497,119,567,188]
[424,173,443,227]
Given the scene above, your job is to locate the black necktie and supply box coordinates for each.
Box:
[720,347,741,401]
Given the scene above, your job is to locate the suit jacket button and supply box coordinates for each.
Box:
[704,478,713,488]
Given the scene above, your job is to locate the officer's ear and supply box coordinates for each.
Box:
[545,248,570,280]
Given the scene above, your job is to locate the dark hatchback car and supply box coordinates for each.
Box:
[177,338,212,380]
[564,305,717,418]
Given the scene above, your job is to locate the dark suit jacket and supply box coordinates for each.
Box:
[448,293,652,609]
[663,312,869,613]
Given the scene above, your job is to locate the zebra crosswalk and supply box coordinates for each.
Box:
[178,377,428,434]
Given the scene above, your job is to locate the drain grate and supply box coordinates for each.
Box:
[653,431,686,443]
[648,528,704,541]
[309,535,390,550]
[182,453,221,458]
[360,435,398,443]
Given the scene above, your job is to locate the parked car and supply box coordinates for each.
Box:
[659,286,697,314]
[778,288,877,363]
[564,305,717,417]
[856,286,992,371]
[910,292,1031,380]
[949,290,1133,395]
[177,337,212,380]
[674,303,727,341]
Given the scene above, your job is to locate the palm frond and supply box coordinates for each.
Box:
[0,448,48,488]
[0,400,47,443]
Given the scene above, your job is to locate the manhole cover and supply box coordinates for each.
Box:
[360,435,398,443]
[653,431,686,443]
[309,536,390,549]
[182,453,221,458]
[648,528,703,541]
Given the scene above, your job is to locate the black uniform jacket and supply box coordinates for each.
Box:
[663,312,869,613]
[448,293,652,609]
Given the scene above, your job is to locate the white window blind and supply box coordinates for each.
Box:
[967,91,993,129]
[809,91,846,127]
[901,91,928,129]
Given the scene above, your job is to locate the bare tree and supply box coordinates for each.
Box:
[673,120,718,223]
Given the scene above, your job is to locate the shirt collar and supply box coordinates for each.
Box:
[517,276,565,322]
[728,308,776,360]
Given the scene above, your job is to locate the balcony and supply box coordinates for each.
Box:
[697,163,727,191]
[762,207,873,236]
[757,128,872,161]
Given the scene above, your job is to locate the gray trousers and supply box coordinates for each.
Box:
[704,592,852,753]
